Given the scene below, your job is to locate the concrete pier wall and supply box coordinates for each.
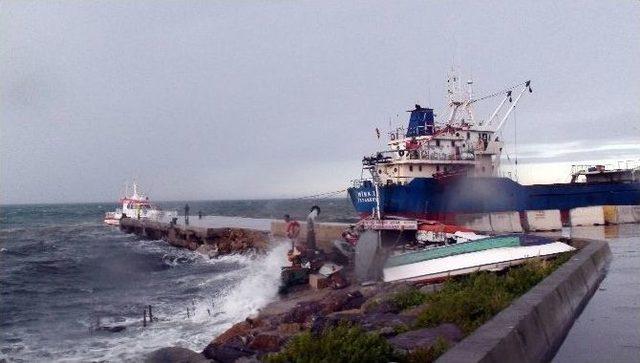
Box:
[270,220,350,253]
[524,209,563,231]
[604,205,640,224]
[489,211,523,233]
[453,213,492,232]
[437,238,611,363]
[569,206,605,226]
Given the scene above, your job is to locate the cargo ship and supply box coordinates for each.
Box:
[347,70,640,227]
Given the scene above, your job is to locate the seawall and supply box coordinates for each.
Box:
[270,220,350,253]
[437,238,612,363]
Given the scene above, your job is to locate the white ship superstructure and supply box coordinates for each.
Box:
[104,183,177,225]
[364,71,532,185]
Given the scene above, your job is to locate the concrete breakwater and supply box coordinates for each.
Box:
[118,218,350,256]
[119,218,270,256]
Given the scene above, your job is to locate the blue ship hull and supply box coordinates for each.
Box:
[348,177,640,219]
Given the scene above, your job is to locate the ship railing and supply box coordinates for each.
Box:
[570,164,611,176]
[403,149,474,162]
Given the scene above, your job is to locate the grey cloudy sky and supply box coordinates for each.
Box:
[2,1,639,204]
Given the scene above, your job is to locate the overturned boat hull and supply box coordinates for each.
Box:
[383,236,574,283]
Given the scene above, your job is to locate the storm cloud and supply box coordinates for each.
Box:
[1,1,638,204]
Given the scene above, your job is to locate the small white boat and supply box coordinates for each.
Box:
[383,234,575,283]
[104,182,177,225]
[415,221,486,244]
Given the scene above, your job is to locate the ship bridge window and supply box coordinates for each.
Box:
[436,140,440,147]
[451,140,455,147]
[467,132,470,140]
[419,165,422,172]
[378,169,382,174]
[409,165,413,172]
[436,165,440,172]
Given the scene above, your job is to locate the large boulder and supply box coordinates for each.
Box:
[202,336,255,363]
[277,322,302,336]
[318,290,366,315]
[388,324,464,353]
[247,332,281,352]
[211,321,253,346]
[282,301,324,324]
[359,313,414,332]
[145,347,210,363]
[361,298,400,314]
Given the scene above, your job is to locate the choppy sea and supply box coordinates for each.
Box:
[0,199,357,362]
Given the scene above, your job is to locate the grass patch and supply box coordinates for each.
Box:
[416,253,574,334]
[265,324,397,363]
[389,287,428,311]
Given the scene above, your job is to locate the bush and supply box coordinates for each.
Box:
[265,324,397,363]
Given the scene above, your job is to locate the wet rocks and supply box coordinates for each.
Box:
[200,281,462,362]
[99,325,126,333]
[121,219,269,256]
[282,301,324,324]
[211,321,254,346]
[247,333,281,352]
[145,347,210,363]
[202,336,256,363]
[359,313,414,332]
[196,244,219,259]
[388,324,464,353]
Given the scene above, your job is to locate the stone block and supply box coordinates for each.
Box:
[308,273,329,290]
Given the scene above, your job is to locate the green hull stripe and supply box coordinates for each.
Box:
[384,236,521,268]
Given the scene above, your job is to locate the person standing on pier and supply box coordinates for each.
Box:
[184,203,190,225]
[284,214,300,250]
[306,206,320,251]
[198,210,203,220]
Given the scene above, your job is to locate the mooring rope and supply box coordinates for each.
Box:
[293,188,348,200]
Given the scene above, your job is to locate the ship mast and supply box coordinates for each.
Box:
[445,68,476,126]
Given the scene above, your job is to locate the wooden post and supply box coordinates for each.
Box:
[143,308,147,327]
[187,307,190,318]
[148,305,153,322]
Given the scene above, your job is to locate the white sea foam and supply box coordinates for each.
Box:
[69,238,289,362]
[193,241,289,324]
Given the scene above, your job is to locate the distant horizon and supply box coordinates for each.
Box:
[3,156,639,205]
[0,196,352,207]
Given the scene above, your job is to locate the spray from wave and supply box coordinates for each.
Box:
[1,232,290,362]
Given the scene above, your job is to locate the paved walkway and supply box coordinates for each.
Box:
[552,224,640,362]
[171,215,273,231]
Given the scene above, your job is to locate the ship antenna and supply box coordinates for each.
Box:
[514,107,519,182]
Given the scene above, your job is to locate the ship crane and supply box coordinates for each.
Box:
[481,81,533,134]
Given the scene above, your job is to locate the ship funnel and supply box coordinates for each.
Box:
[406,105,434,137]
